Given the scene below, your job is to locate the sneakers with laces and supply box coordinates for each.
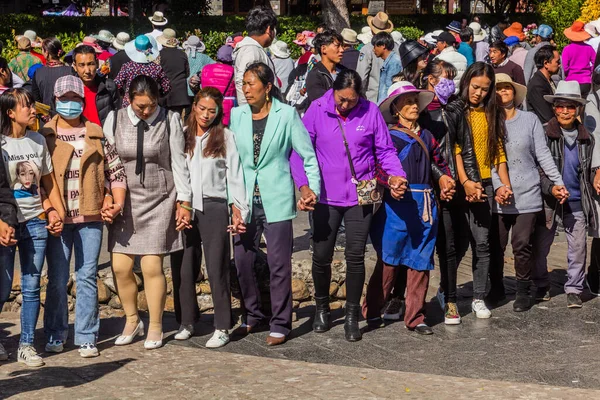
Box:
[0,342,8,361]
[18,345,44,367]
[174,324,195,340]
[472,299,492,319]
[45,340,64,353]
[436,288,446,311]
[205,329,230,348]
[383,297,403,320]
[79,343,99,358]
[444,302,461,325]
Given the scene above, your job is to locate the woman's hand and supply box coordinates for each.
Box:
[463,180,485,202]
[101,203,123,224]
[389,176,408,200]
[298,186,317,211]
[495,186,513,206]
[46,209,63,237]
[0,220,17,247]
[175,202,192,231]
[438,175,456,202]
[227,204,247,234]
[551,185,570,204]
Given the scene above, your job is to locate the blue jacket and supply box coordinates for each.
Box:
[457,42,475,67]
[378,51,402,103]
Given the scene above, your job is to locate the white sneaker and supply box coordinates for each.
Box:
[174,324,194,341]
[79,343,99,358]
[45,340,64,353]
[18,345,44,367]
[472,300,492,319]
[205,329,230,348]
[0,342,8,361]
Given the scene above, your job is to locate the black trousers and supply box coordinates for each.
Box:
[312,203,373,304]
[172,198,232,330]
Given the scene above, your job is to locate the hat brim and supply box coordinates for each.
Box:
[124,40,159,63]
[271,49,290,58]
[497,79,527,107]
[357,33,373,44]
[564,28,591,42]
[379,89,435,124]
[543,94,589,105]
[112,40,126,50]
[343,39,359,45]
[367,16,394,34]
[93,35,114,44]
[157,35,178,48]
[473,32,487,42]
[149,17,168,26]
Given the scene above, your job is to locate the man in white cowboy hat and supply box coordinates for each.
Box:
[532,80,595,309]
[356,11,398,102]
[269,40,294,93]
[340,28,360,70]
[147,11,168,48]
[158,28,192,115]
[108,33,131,80]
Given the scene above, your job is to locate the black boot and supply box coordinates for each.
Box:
[513,280,533,312]
[312,296,331,333]
[344,302,362,342]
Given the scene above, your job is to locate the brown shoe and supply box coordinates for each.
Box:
[265,335,286,346]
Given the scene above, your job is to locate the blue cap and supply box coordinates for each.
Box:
[532,24,553,39]
[134,35,151,51]
[504,36,520,46]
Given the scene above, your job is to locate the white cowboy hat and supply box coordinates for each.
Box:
[543,80,589,105]
[269,40,290,58]
[469,22,487,42]
[341,28,359,45]
[495,73,527,107]
[112,32,130,50]
[125,34,159,64]
[149,11,168,26]
[357,26,373,44]
[379,81,434,124]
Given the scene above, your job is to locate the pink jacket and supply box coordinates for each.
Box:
[201,63,236,125]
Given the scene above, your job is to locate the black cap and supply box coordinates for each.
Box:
[434,31,456,45]
[399,40,429,68]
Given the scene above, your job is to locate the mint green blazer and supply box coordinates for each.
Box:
[229,98,320,223]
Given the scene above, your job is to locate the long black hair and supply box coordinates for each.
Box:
[244,62,283,102]
[459,62,505,165]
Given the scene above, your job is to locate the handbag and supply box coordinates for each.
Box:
[336,119,383,206]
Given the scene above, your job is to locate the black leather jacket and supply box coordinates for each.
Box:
[419,99,481,183]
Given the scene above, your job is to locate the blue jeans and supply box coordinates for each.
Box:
[0,218,48,345]
[44,222,103,345]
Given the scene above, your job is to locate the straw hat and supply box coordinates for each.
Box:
[125,35,159,64]
[149,11,168,26]
[469,22,487,42]
[357,26,373,44]
[269,40,290,58]
[564,21,591,42]
[17,36,31,51]
[503,22,525,41]
[378,81,434,124]
[341,28,359,45]
[112,32,130,50]
[367,12,394,34]
[495,73,526,106]
[23,30,41,48]
[543,80,589,105]
[94,30,115,44]
[157,28,179,48]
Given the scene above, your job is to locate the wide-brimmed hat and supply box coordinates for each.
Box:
[532,24,553,39]
[93,30,115,44]
[469,22,487,42]
[341,28,358,45]
[183,35,205,53]
[269,40,290,58]
[216,45,233,63]
[391,31,405,46]
[424,30,444,46]
[446,21,462,34]
[77,36,103,53]
[367,12,394,34]
[149,11,168,26]
[543,80,589,105]
[379,81,434,124]
[399,40,428,68]
[17,36,31,51]
[54,75,85,99]
[125,34,159,64]
[495,73,526,106]
[503,22,525,41]
[23,30,41,48]
[112,32,130,50]
[585,20,600,38]
[157,28,178,48]
[357,26,373,44]
[564,21,591,42]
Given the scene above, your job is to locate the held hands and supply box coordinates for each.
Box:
[46,210,63,237]
[227,204,247,234]
[464,180,485,202]
[389,176,408,200]
[551,185,570,204]
[101,195,122,224]
[297,186,317,212]
[438,175,456,202]
[0,220,17,247]
[494,186,514,206]
[175,202,193,231]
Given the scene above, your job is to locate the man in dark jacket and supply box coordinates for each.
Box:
[158,29,191,115]
[340,28,360,71]
[306,30,345,106]
[526,45,560,125]
[72,45,120,125]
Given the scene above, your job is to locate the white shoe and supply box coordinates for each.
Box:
[17,345,44,367]
[205,329,230,348]
[45,340,64,353]
[0,342,8,361]
[79,343,99,358]
[144,333,163,350]
[174,324,194,341]
[115,320,145,346]
[472,300,492,319]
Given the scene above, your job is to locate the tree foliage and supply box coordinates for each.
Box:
[538,0,585,49]
[580,0,600,23]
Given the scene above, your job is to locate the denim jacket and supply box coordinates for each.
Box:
[377,51,402,103]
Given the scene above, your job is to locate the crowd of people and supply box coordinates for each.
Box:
[1,7,600,368]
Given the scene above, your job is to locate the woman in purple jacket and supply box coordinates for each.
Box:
[291,69,407,342]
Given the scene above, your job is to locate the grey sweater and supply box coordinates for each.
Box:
[492,110,564,214]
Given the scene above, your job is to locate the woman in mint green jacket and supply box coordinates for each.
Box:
[229,62,320,346]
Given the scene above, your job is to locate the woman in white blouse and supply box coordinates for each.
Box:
[172,87,248,348]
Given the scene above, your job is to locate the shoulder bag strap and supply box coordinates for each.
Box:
[336,118,358,182]
[389,127,430,162]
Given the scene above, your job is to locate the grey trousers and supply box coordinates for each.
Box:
[532,210,587,294]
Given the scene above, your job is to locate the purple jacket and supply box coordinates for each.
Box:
[562,42,596,85]
[290,89,405,207]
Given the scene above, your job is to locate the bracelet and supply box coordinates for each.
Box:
[104,193,113,198]
[180,204,193,212]
[45,207,56,214]
[461,178,470,186]
[114,203,124,216]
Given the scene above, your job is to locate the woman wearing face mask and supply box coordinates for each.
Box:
[104,75,192,350]
[230,62,320,346]
[451,62,511,320]
[41,75,127,358]
[290,69,407,342]
[0,88,65,367]
[488,73,565,312]
[31,38,72,107]
[171,87,248,348]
